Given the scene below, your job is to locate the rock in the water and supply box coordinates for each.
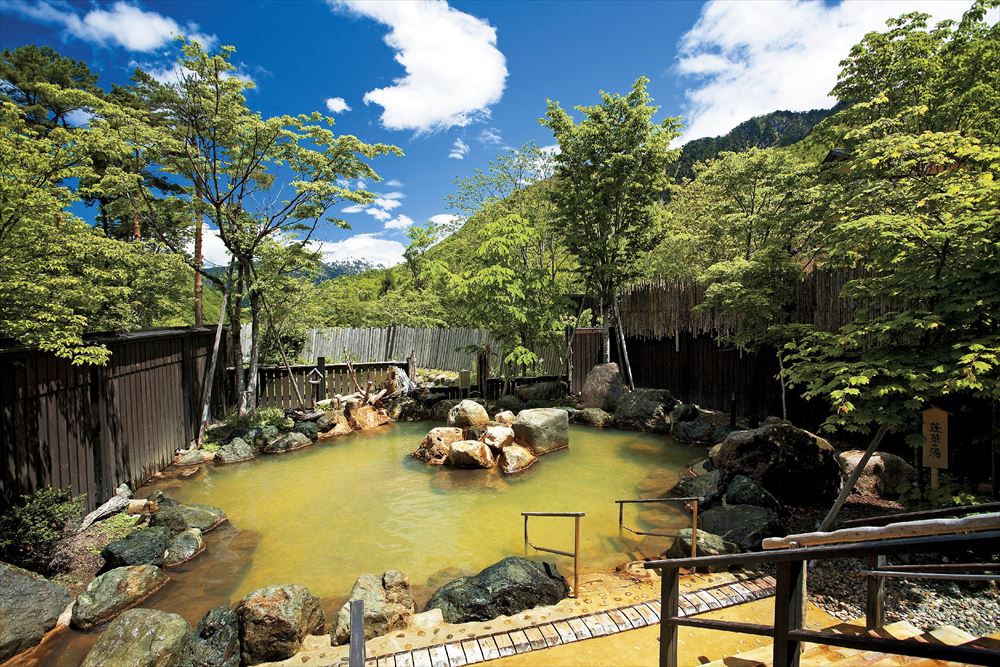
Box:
[724,475,782,511]
[512,408,569,456]
[147,490,179,510]
[164,529,204,567]
[571,407,614,428]
[711,423,841,505]
[837,450,916,499]
[383,396,423,422]
[671,403,700,423]
[71,565,169,629]
[348,405,390,431]
[331,571,415,645]
[498,444,538,474]
[149,506,189,535]
[177,504,227,533]
[514,381,567,403]
[0,562,71,662]
[214,437,254,464]
[237,585,325,665]
[673,470,723,505]
[182,606,240,667]
[81,608,191,667]
[243,426,279,451]
[698,505,784,551]
[293,421,319,441]
[480,425,515,452]
[664,529,741,566]
[429,399,461,422]
[264,431,312,454]
[614,389,676,433]
[174,449,210,466]
[447,400,490,428]
[672,418,716,444]
[494,394,526,415]
[414,427,464,464]
[426,557,569,624]
[580,363,624,411]
[102,527,172,568]
[447,441,496,469]
[494,410,517,425]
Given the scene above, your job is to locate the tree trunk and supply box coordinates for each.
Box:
[777,348,788,421]
[193,187,204,327]
[197,282,229,445]
[228,262,247,415]
[600,298,610,363]
[132,210,141,241]
[243,271,261,415]
[613,295,634,390]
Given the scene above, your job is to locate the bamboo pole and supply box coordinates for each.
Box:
[818,425,888,532]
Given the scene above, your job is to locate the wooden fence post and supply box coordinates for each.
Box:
[317,356,327,404]
[660,567,679,667]
[773,561,805,667]
[407,351,416,381]
[866,554,886,629]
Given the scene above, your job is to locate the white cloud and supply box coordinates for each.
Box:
[2,0,216,52]
[365,208,392,221]
[429,213,459,227]
[356,179,367,189]
[314,234,405,267]
[342,203,366,214]
[448,137,470,160]
[380,191,405,200]
[384,214,414,230]
[332,0,507,133]
[372,197,403,211]
[676,0,975,141]
[325,97,351,113]
[385,179,404,187]
[478,127,503,145]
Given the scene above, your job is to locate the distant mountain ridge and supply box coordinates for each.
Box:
[204,258,379,282]
[672,107,834,181]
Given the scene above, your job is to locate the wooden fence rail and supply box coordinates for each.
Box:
[1,328,229,511]
[244,361,404,410]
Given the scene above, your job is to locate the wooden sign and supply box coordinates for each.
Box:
[922,407,949,470]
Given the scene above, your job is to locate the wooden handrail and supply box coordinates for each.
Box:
[614,497,703,563]
[839,502,1000,528]
[522,511,584,597]
[762,513,1000,550]
[645,530,1000,667]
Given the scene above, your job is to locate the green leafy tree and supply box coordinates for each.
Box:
[0,45,101,134]
[541,76,682,379]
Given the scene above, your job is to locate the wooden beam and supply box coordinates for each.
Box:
[762,513,1000,550]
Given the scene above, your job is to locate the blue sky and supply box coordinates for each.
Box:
[1,0,978,267]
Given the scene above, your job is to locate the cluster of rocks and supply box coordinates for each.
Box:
[413,400,570,474]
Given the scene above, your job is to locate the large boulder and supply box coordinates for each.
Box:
[614,389,676,433]
[383,396,424,422]
[514,381,567,403]
[580,363,625,411]
[698,505,784,551]
[263,431,312,454]
[837,450,916,499]
[447,400,490,428]
[494,394,526,415]
[214,437,254,464]
[671,403,700,423]
[724,475,782,511]
[664,528,741,560]
[177,504,227,533]
[672,418,716,444]
[494,410,517,426]
[293,421,319,441]
[512,408,569,456]
[571,407,614,428]
[426,557,569,624]
[236,584,325,665]
[498,444,538,474]
[348,405,390,431]
[414,427,464,464]
[80,608,191,667]
[480,425,515,452]
[672,470,723,505]
[711,423,841,505]
[331,571,415,645]
[102,526,172,568]
[71,565,170,629]
[164,529,204,567]
[0,562,71,662]
[447,441,496,469]
[316,410,353,438]
[182,606,240,667]
[429,399,461,422]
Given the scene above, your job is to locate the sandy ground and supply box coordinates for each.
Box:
[487,598,842,667]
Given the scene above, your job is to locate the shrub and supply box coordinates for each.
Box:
[0,486,84,573]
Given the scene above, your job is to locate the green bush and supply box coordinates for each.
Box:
[0,486,84,573]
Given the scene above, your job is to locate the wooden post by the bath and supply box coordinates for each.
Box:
[317,357,327,403]
[691,498,699,565]
[573,514,581,598]
[349,599,364,667]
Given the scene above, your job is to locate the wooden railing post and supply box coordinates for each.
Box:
[349,599,365,667]
[866,554,886,629]
[574,514,581,598]
[660,567,679,667]
[317,356,327,404]
[773,560,805,667]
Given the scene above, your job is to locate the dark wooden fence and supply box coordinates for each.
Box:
[1,328,228,511]
[570,328,604,394]
[245,361,405,410]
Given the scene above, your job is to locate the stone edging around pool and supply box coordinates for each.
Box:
[328,573,777,667]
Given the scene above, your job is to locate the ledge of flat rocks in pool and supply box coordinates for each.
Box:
[0,561,72,662]
[425,556,570,624]
[71,564,169,629]
[81,608,191,667]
